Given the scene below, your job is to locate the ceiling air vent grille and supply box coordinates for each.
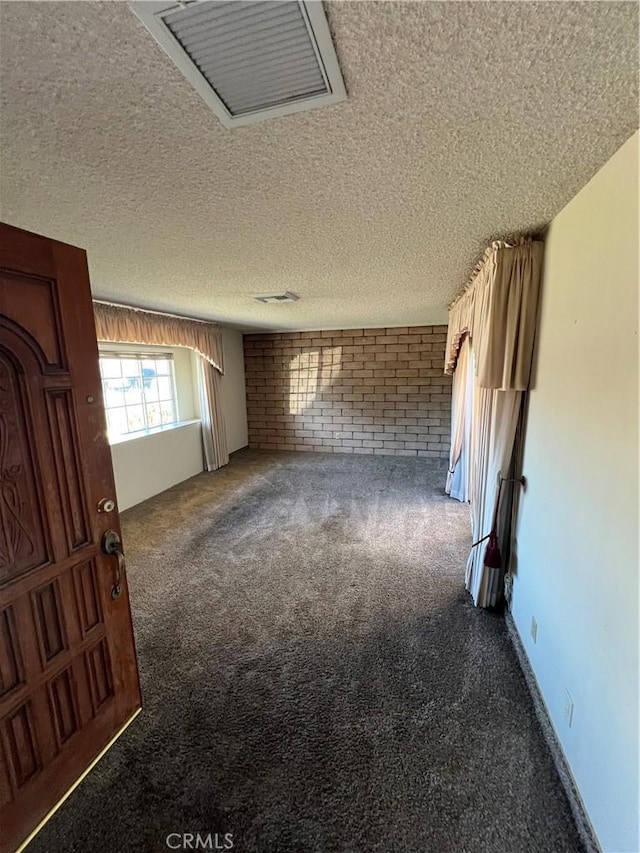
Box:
[130,1,346,128]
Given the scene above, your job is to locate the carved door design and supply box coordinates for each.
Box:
[0,223,141,852]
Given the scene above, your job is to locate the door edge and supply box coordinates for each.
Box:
[16,707,142,853]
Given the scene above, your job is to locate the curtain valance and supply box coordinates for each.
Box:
[444,240,543,391]
[93,301,224,373]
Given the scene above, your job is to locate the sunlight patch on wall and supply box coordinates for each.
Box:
[289,346,342,415]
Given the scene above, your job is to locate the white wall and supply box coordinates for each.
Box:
[105,330,248,511]
[512,132,639,853]
[220,327,248,454]
[100,343,202,511]
[111,421,203,511]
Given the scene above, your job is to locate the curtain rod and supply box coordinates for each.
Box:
[447,235,541,311]
[93,299,219,327]
[447,241,507,311]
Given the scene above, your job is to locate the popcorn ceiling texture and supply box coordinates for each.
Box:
[0,2,638,330]
[244,326,451,458]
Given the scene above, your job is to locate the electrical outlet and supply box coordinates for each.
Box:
[563,690,574,727]
[530,616,538,644]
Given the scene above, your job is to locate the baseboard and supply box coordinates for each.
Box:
[229,445,249,457]
[504,612,602,853]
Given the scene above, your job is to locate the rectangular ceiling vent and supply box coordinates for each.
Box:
[130,1,346,128]
[253,292,299,303]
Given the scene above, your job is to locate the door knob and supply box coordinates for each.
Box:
[102,529,126,599]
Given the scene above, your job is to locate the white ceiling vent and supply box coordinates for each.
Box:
[130,1,346,128]
[253,292,299,303]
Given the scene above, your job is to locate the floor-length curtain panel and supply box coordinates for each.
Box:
[446,334,473,502]
[446,239,543,607]
[198,357,229,472]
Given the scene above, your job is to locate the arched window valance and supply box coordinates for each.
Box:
[444,240,543,391]
[93,301,224,374]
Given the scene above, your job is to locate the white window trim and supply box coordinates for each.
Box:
[99,348,183,442]
[108,418,201,446]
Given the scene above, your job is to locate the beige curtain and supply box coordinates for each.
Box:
[445,239,543,607]
[444,267,476,374]
[198,358,229,471]
[445,240,543,391]
[93,300,229,473]
[446,333,473,503]
[473,243,543,390]
[94,301,224,372]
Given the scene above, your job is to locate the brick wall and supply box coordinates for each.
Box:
[244,325,451,458]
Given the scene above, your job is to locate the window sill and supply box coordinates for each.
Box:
[108,419,201,446]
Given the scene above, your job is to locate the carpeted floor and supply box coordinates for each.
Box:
[30,450,583,853]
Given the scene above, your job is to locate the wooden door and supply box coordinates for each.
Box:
[0,223,141,852]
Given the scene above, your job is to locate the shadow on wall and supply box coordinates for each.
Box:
[245,327,452,458]
[289,347,343,415]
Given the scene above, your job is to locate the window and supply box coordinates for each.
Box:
[99,352,179,442]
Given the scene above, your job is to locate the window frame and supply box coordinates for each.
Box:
[98,349,181,443]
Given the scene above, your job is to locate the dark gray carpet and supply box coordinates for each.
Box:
[30,450,583,853]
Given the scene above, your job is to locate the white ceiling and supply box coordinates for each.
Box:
[0,1,637,331]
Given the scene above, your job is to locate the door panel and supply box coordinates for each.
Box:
[0,349,49,577]
[0,223,141,853]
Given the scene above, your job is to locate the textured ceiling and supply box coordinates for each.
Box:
[0,1,638,331]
